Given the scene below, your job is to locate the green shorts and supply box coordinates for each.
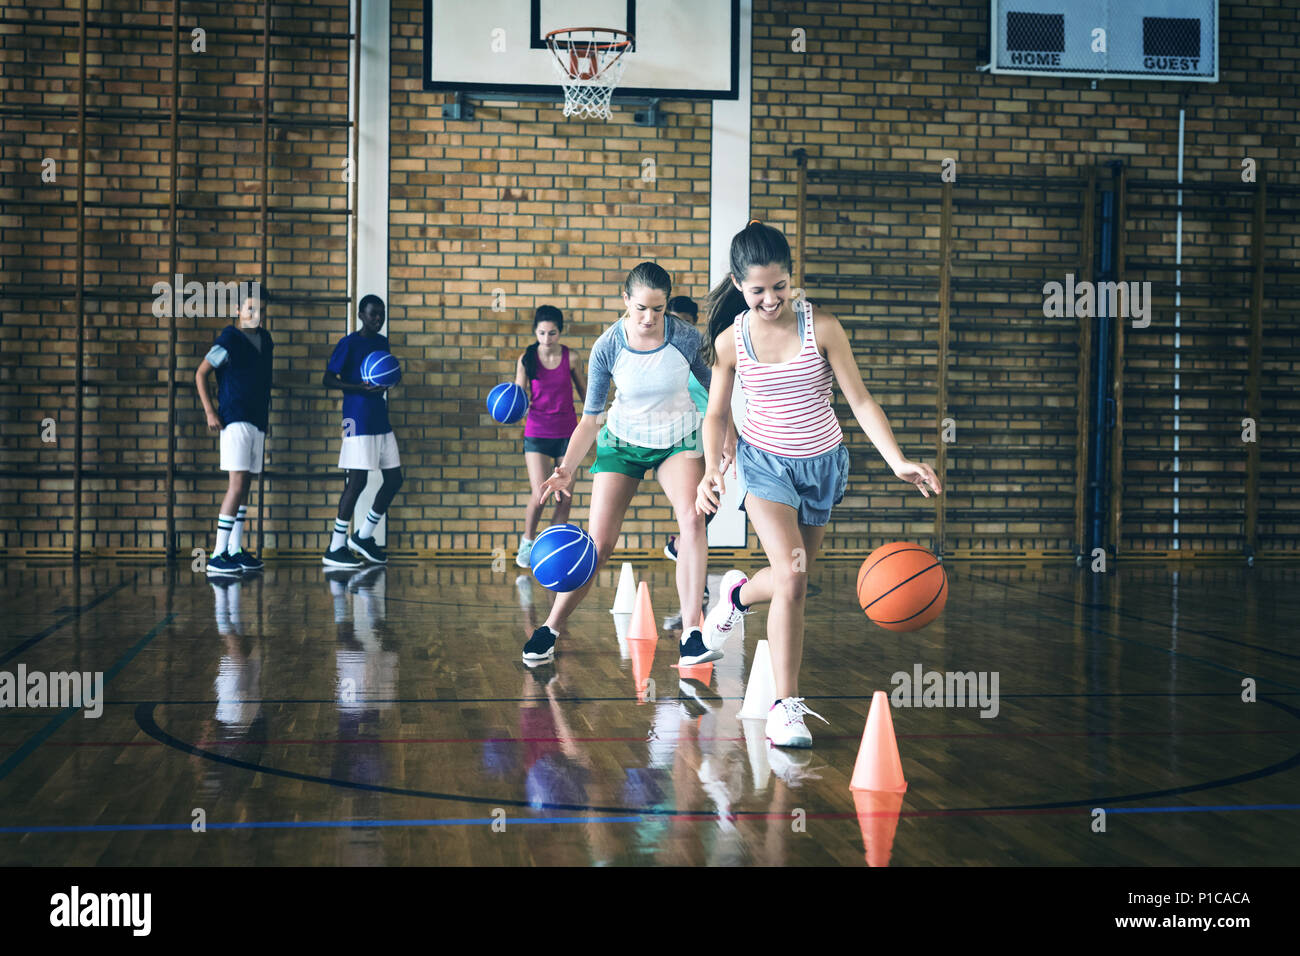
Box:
[590,426,702,478]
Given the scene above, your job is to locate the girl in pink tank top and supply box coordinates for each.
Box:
[513,306,586,569]
[693,221,943,752]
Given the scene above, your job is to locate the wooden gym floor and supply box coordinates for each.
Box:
[0,559,1296,866]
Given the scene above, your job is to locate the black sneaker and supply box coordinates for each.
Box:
[349,533,387,564]
[230,549,263,572]
[206,552,244,577]
[522,625,557,663]
[679,628,722,666]
[323,547,364,569]
[664,536,678,561]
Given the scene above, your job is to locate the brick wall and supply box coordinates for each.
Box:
[2,0,1296,557]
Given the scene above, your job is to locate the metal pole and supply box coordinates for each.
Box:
[257,0,270,554]
[1108,164,1128,556]
[934,180,952,558]
[350,0,361,316]
[74,0,86,560]
[165,0,180,559]
[1074,168,1096,563]
[1246,175,1266,565]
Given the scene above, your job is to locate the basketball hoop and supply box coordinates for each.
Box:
[545,28,633,121]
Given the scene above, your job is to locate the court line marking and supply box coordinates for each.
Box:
[0,574,138,666]
[131,698,1300,819]
[34,690,1294,709]
[966,570,1300,664]
[0,614,173,783]
[6,727,1299,749]
[4,804,1299,836]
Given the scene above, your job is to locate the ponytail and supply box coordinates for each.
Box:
[701,219,794,366]
[702,277,748,366]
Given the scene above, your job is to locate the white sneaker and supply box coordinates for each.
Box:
[765,697,828,749]
[703,569,749,650]
[766,745,823,787]
[515,537,534,568]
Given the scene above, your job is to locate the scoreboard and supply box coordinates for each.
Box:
[990,0,1218,81]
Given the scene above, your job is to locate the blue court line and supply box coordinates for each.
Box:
[3,805,1298,836]
[0,613,174,782]
[0,816,646,834]
[0,574,137,666]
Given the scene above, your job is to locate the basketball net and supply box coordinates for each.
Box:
[545,28,632,121]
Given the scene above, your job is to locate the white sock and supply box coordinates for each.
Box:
[330,518,349,551]
[229,505,247,553]
[214,513,235,556]
[358,508,382,539]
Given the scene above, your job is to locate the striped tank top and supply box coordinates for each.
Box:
[734,298,843,458]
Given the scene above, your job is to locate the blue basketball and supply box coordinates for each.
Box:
[530,523,597,593]
[487,382,528,424]
[361,351,401,387]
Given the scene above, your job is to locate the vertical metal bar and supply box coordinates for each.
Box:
[1108,165,1128,555]
[1246,175,1266,562]
[257,0,270,554]
[934,180,952,557]
[165,0,180,558]
[74,0,87,559]
[350,0,362,315]
[1074,168,1096,561]
[792,148,808,289]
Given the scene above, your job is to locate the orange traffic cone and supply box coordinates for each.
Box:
[630,637,656,703]
[852,789,905,867]
[849,690,908,792]
[628,581,658,641]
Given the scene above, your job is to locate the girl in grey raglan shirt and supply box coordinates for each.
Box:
[525,262,736,668]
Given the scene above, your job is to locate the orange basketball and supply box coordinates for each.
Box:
[857,542,947,632]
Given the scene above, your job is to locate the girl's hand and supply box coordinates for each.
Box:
[206,411,223,434]
[540,463,575,504]
[894,459,942,497]
[364,382,387,393]
[720,434,738,477]
[696,468,726,515]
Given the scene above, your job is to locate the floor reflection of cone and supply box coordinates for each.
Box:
[672,661,713,683]
[737,639,776,719]
[740,718,772,791]
[611,562,636,614]
[628,581,658,641]
[849,690,908,792]
[630,637,656,703]
[852,789,904,867]
[612,612,632,660]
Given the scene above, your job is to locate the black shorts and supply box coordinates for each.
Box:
[524,436,570,458]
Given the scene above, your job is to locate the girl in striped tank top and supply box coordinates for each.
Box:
[695,221,942,750]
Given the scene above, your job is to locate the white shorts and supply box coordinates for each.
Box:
[339,432,400,471]
[220,422,265,473]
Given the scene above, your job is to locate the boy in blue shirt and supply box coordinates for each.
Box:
[195,289,273,576]
[322,294,403,568]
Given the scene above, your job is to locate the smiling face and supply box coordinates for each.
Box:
[621,284,668,335]
[358,300,386,336]
[733,263,793,321]
[535,320,560,349]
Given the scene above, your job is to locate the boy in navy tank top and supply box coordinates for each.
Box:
[195,289,273,576]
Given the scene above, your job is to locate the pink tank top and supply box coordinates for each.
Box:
[734,299,843,458]
[524,346,579,438]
